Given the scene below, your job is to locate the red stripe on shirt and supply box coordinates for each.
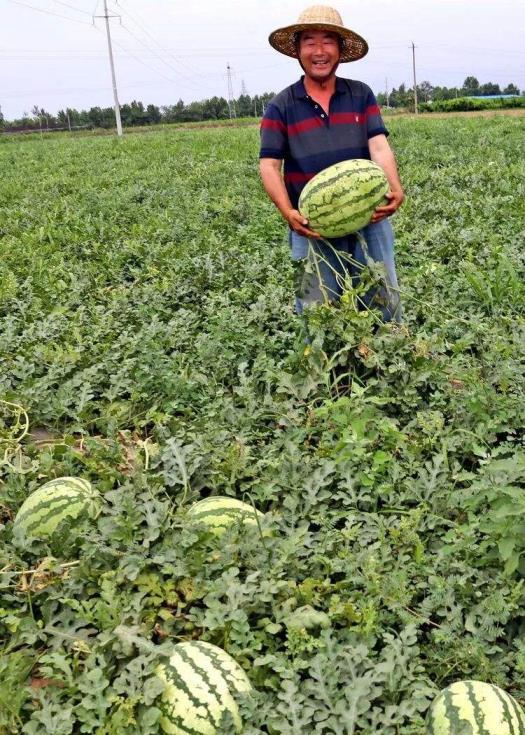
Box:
[287,117,324,136]
[330,112,366,125]
[284,172,316,184]
[260,118,286,133]
[366,104,381,116]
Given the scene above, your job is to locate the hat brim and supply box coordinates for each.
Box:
[269,22,368,62]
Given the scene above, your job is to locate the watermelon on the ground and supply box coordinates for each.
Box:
[426,679,525,734]
[187,496,264,535]
[13,477,101,542]
[298,158,389,237]
[156,640,252,734]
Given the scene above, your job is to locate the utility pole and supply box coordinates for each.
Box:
[96,0,123,136]
[385,77,389,107]
[411,42,418,115]
[226,63,237,119]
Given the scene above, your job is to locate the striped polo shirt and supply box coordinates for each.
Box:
[260,76,388,208]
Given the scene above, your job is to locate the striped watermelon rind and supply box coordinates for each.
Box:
[13,477,101,542]
[187,496,264,535]
[156,640,252,734]
[298,159,389,237]
[425,680,525,734]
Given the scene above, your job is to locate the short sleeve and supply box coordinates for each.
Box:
[364,87,389,139]
[259,102,287,159]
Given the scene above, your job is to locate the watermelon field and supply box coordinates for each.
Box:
[1,114,525,733]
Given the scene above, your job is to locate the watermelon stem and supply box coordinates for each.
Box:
[320,237,364,302]
[141,437,152,471]
[0,400,30,444]
[307,239,338,303]
[242,491,269,554]
[308,233,468,328]
[306,238,386,326]
[2,560,80,577]
[319,235,473,326]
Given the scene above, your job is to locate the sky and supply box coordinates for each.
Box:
[1,0,524,120]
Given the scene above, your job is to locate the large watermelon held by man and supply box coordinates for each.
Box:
[298,158,389,237]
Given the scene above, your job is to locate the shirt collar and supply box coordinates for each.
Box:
[294,75,347,100]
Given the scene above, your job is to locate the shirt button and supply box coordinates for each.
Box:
[315,105,318,108]
[321,114,325,118]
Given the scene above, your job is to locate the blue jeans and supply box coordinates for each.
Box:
[289,218,402,322]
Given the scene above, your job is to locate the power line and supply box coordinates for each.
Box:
[7,0,92,25]
[417,43,525,58]
[0,76,192,100]
[4,0,262,91]
[3,44,523,58]
[0,47,269,55]
[116,20,202,89]
[0,48,286,82]
[49,0,93,15]
[98,29,196,90]
[369,43,414,50]
[89,17,223,93]
[234,62,290,76]
[113,1,208,80]
[100,3,209,91]
[0,49,279,62]
[107,33,203,92]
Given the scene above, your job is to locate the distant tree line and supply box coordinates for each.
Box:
[0,93,275,133]
[376,76,522,108]
[420,95,525,113]
[1,77,522,132]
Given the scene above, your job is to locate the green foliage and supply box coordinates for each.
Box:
[0,117,524,732]
[421,96,525,112]
[377,76,522,109]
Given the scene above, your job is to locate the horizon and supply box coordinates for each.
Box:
[2,74,523,123]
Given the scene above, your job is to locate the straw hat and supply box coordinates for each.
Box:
[269,5,368,63]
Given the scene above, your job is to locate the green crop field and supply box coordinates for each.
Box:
[1,116,525,733]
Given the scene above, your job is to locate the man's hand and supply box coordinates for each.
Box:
[370,190,405,223]
[259,158,321,238]
[286,209,321,238]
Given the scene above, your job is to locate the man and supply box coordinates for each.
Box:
[259,5,404,321]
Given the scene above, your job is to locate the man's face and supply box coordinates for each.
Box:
[298,30,341,83]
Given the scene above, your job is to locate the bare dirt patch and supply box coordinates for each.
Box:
[392,109,525,120]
